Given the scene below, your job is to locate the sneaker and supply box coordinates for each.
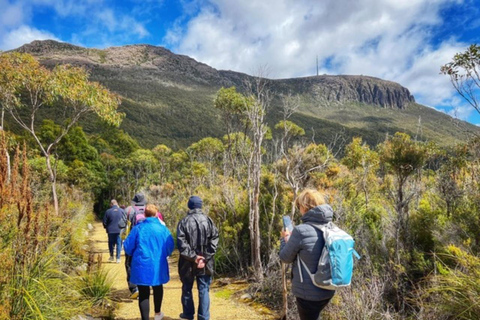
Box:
[179,313,192,320]
[154,312,164,320]
[116,258,121,263]
[130,289,139,299]
[108,256,114,262]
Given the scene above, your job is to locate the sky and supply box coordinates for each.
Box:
[1,0,480,124]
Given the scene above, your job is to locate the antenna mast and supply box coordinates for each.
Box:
[316,55,319,76]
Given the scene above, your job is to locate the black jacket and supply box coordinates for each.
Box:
[177,209,219,279]
[103,205,125,234]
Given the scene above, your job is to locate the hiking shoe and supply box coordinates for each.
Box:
[108,256,114,262]
[130,289,139,299]
[154,312,164,320]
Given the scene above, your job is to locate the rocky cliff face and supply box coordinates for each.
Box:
[15,40,415,110]
[6,40,477,149]
[275,75,415,109]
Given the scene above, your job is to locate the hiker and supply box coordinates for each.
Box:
[279,189,335,320]
[124,204,174,320]
[122,193,147,299]
[177,196,219,320]
[133,208,165,225]
[103,199,124,263]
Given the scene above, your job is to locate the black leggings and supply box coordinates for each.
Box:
[296,297,331,320]
[138,285,164,320]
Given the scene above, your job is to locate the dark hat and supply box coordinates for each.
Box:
[188,196,203,209]
[132,193,146,206]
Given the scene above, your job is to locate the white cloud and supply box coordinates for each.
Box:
[165,0,470,116]
[0,0,149,51]
[0,0,25,27]
[447,105,474,121]
[0,25,59,50]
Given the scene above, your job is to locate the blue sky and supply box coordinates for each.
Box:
[1,0,480,124]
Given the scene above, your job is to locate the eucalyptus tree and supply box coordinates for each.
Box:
[0,53,123,215]
[441,44,480,115]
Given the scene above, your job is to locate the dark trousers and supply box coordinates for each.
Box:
[124,254,137,293]
[107,233,121,259]
[138,285,163,320]
[181,274,211,320]
[296,297,331,320]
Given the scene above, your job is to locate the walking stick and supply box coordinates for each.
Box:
[281,262,288,320]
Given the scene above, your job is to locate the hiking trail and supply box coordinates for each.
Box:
[90,221,276,320]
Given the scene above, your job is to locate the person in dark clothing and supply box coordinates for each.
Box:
[177,196,219,320]
[122,192,147,299]
[103,199,124,263]
[279,189,335,320]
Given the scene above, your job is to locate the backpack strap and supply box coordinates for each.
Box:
[297,257,304,283]
[296,222,329,284]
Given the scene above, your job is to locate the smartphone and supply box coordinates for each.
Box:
[282,216,293,232]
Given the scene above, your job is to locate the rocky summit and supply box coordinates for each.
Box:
[10,40,478,148]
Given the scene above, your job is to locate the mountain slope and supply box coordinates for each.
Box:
[11,40,479,149]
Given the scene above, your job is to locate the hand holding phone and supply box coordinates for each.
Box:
[282,216,293,242]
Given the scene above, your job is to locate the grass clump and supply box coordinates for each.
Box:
[77,266,113,307]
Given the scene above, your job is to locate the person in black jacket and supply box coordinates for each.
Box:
[103,199,125,263]
[177,196,219,320]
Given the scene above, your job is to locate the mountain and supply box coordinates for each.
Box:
[11,40,479,149]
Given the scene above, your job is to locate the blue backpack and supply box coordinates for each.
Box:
[298,222,360,290]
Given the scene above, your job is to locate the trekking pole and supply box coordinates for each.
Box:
[281,262,288,320]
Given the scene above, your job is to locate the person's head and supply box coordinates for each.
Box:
[132,193,146,206]
[187,196,203,210]
[145,204,158,217]
[110,199,118,207]
[295,189,326,215]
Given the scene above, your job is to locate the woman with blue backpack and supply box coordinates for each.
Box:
[279,189,336,320]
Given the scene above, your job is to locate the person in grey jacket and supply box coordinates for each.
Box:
[280,189,335,320]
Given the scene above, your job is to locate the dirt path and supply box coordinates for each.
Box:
[90,221,276,320]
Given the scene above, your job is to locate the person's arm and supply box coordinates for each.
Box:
[177,220,197,262]
[204,218,219,260]
[279,227,302,263]
[165,231,175,257]
[123,226,138,256]
[103,210,108,229]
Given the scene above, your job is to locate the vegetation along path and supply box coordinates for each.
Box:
[91,221,276,320]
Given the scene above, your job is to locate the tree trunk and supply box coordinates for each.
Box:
[290,185,299,219]
[45,154,59,215]
[5,149,10,182]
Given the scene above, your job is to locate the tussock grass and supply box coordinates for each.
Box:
[77,268,113,307]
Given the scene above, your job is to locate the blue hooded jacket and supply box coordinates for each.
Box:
[123,217,174,286]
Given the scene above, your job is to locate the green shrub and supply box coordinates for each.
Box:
[77,268,113,307]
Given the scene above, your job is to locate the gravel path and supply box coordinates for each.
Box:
[91,221,276,320]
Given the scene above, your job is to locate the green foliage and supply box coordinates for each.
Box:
[274,120,305,137]
[77,268,113,307]
[214,87,249,114]
[422,245,480,319]
[187,137,224,163]
[379,132,427,179]
[0,136,98,319]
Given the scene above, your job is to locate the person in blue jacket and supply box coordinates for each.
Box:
[124,204,174,320]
